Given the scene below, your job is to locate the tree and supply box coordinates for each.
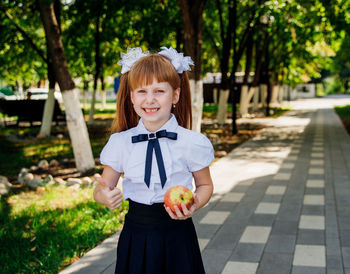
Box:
[1,1,60,137]
[179,0,207,132]
[38,0,95,172]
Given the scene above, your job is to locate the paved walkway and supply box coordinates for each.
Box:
[61,95,350,274]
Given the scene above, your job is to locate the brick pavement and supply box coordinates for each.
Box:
[61,96,350,274]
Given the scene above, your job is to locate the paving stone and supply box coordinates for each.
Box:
[280,162,295,169]
[202,249,232,274]
[266,186,286,195]
[273,173,291,180]
[311,152,324,158]
[313,142,323,146]
[277,204,302,222]
[340,230,350,246]
[205,221,244,251]
[327,269,344,274]
[101,263,116,274]
[261,194,283,203]
[326,255,343,271]
[213,201,238,211]
[337,207,350,218]
[248,214,275,226]
[308,168,325,175]
[271,220,299,236]
[255,202,280,214]
[299,215,325,230]
[240,226,271,244]
[290,149,300,155]
[200,210,230,225]
[265,234,296,254]
[196,224,221,239]
[304,188,324,195]
[310,159,324,165]
[221,192,245,202]
[303,195,325,205]
[302,205,325,216]
[293,245,326,267]
[230,243,265,262]
[233,185,251,192]
[229,204,257,221]
[297,229,325,245]
[291,266,326,274]
[338,217,350,230]
[239,179,255,186]
[197,238,210,252]
[256,252,292,274]
[343,247,350,268]
[222,261,258,274]
[288,155,298,160]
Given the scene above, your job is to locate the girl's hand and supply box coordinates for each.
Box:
[164,193,199,220]
[96,177,123,210]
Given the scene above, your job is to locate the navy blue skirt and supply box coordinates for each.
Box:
[115,200,205,274]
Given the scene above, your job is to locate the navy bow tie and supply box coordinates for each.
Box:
[131,129,177,188]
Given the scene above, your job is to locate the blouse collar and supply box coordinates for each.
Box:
[136,114,179,134]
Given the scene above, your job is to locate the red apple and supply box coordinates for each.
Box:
[164,185,194,213]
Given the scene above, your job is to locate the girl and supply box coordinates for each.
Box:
[94,47,214,274]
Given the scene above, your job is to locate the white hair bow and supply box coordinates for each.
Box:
[159,47,194,74]
[117,47,194,74]
[118,47,149,74]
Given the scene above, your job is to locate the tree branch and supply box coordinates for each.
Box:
[1,8,48,63]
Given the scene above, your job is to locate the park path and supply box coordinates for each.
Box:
[61,95,350,274]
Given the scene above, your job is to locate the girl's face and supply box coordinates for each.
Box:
[130,78,180,132]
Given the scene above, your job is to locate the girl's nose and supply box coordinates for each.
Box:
[145,92,155,103]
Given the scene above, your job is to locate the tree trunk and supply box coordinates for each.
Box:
[100,74,106,110]
[216,0,234,125]
[89,4,102,124]
[252,86,259,111]
[217,89,229,124]
[239,32,254,116]
[38,43,56,138]
[179,0,206,132]
[38,1,95,172]
[241,31,268,116]
[38,84,55,138]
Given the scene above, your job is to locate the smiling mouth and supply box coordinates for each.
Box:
[143,108,159,113]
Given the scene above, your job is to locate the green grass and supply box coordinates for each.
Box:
[269,105,292,117]
[0,185,128,273]
[0,126,109,178]
[335,105,350,122]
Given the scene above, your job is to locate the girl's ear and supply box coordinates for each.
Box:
[172,88,180,104]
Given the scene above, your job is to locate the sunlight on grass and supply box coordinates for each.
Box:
[8,185,93,214]
[1,185,128,273]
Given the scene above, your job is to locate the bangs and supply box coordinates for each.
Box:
[128,54,181,90]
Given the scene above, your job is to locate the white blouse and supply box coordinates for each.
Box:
[100,114,214,205]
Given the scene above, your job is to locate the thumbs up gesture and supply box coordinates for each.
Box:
[95,177,123,210]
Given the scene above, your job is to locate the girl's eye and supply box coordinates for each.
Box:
[137,90,146,93]
[156,90,164,93]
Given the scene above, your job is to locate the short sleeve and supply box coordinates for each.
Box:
[100,133,124,173]
[186,133,214,172]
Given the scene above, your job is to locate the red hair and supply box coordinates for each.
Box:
[111,54,192,133]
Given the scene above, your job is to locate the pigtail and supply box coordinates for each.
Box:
[173,72,192,130]
[111,74,139,133]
